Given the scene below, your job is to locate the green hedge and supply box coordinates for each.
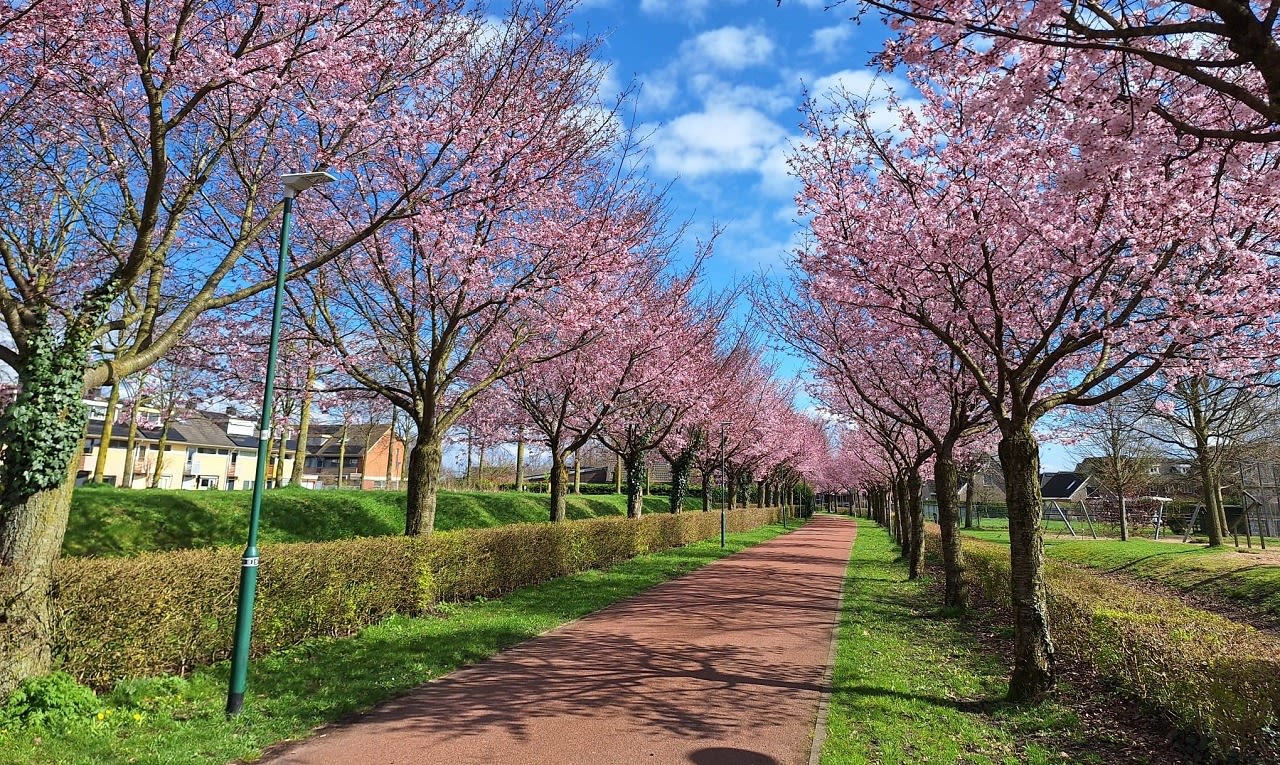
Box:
[935,528,1280,762]
[54,507,779,688]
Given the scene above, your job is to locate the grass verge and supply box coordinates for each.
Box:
[962,529,1280,624]
[1,522,797,764]
[67,486,702,558]
[821,524,1100,765]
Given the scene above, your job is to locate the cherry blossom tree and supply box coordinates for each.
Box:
[769,290,991,606]
[0,0,611,694]
[791,43,1280,699]
[504,256,696,522]
[594,287,726,518]
[823,0,1280,141]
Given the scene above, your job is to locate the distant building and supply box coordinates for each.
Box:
[1039,471,1096,502]
[77,399,403,491]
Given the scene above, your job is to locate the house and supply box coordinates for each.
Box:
[1039,471,1096,502]
[77,398,403,491]
[298,423,405,490]
[78,405,295,491]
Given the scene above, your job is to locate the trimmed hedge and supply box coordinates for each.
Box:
[934,527,1280,762]
[54,507,780,688]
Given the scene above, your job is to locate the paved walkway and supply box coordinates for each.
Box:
[265,516,858,765]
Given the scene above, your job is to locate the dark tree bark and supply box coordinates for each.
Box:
[549,449,570,523]
[998,422,1055,702]
[934,453,967,609]
[405,438,443,535]
[906,467,925,580]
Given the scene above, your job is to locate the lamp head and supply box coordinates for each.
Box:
[281,171,337,198]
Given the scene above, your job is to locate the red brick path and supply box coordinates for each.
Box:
[265,515,858,765]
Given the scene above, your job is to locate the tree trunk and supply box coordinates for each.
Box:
[121,412,140,489]
[464,428,473,488]
[573,450,581,494]
[477,446,486,491]
[405,438,443,535]
[625,451,644,518]
[935,453,967,609]
[0,326,96,695]
[515,432,526,491]
[150,422,172,488]
[701,469,712,512]
[726,469,739,511]
[998,422,1055,702]
[757,480,765,509]
[894,476,908,550]
[1215,480,1230,542]
[668,451,691,514]
[382,410,398,491]
[549,449,569,523]
[336,430,347,490]
[276,428,289,488]
[0,455,77,696]
[1197,451,1224,546]
[963,472,976,529]
[906,467,925,580]
[91,379,122,483]
[1118,494,1129,541]
[290,367,316,487]
[614,453,623,494]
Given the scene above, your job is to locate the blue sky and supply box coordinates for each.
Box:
[568,1,1076,471]
[576,0,891,285]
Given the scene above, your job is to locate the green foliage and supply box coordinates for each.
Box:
[2,522,795,764]
[64,487,708,558]
[0,322,90,501]
[823,525,1097,764]
[0,672,98,730]
[52,506,781,689]
[963,530,1280,624]
[106,676,189,713]
[950,530,1280,762]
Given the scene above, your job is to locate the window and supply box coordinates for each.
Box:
[83,438,97,454]
[1148,465,1161,475]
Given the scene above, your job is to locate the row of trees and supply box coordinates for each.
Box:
[0,0,838,698]
[777,0,1280,703]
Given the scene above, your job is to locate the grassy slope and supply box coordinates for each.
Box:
[66,486,705,558]
[822,524,1094,765]
[963,529,1280,621]
[1,523,797,765]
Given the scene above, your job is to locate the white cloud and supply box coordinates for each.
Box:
[637,70,680,111]
[810,25,853,59]
[651,105,787,178]
[682,26,774,70]
[807,69,921,134]
[758,142,800,199]
[640,0,713,17]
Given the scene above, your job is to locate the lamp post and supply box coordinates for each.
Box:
[718,421,730,548]
[227,170,336,717]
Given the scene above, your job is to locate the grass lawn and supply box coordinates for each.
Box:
[821,525,1100,765]
[1,522,798,764]
[66,485,704,558]
[961,528,1280,622]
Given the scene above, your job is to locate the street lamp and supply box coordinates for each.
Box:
[718,421,730,548]
[227,170,336,716]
